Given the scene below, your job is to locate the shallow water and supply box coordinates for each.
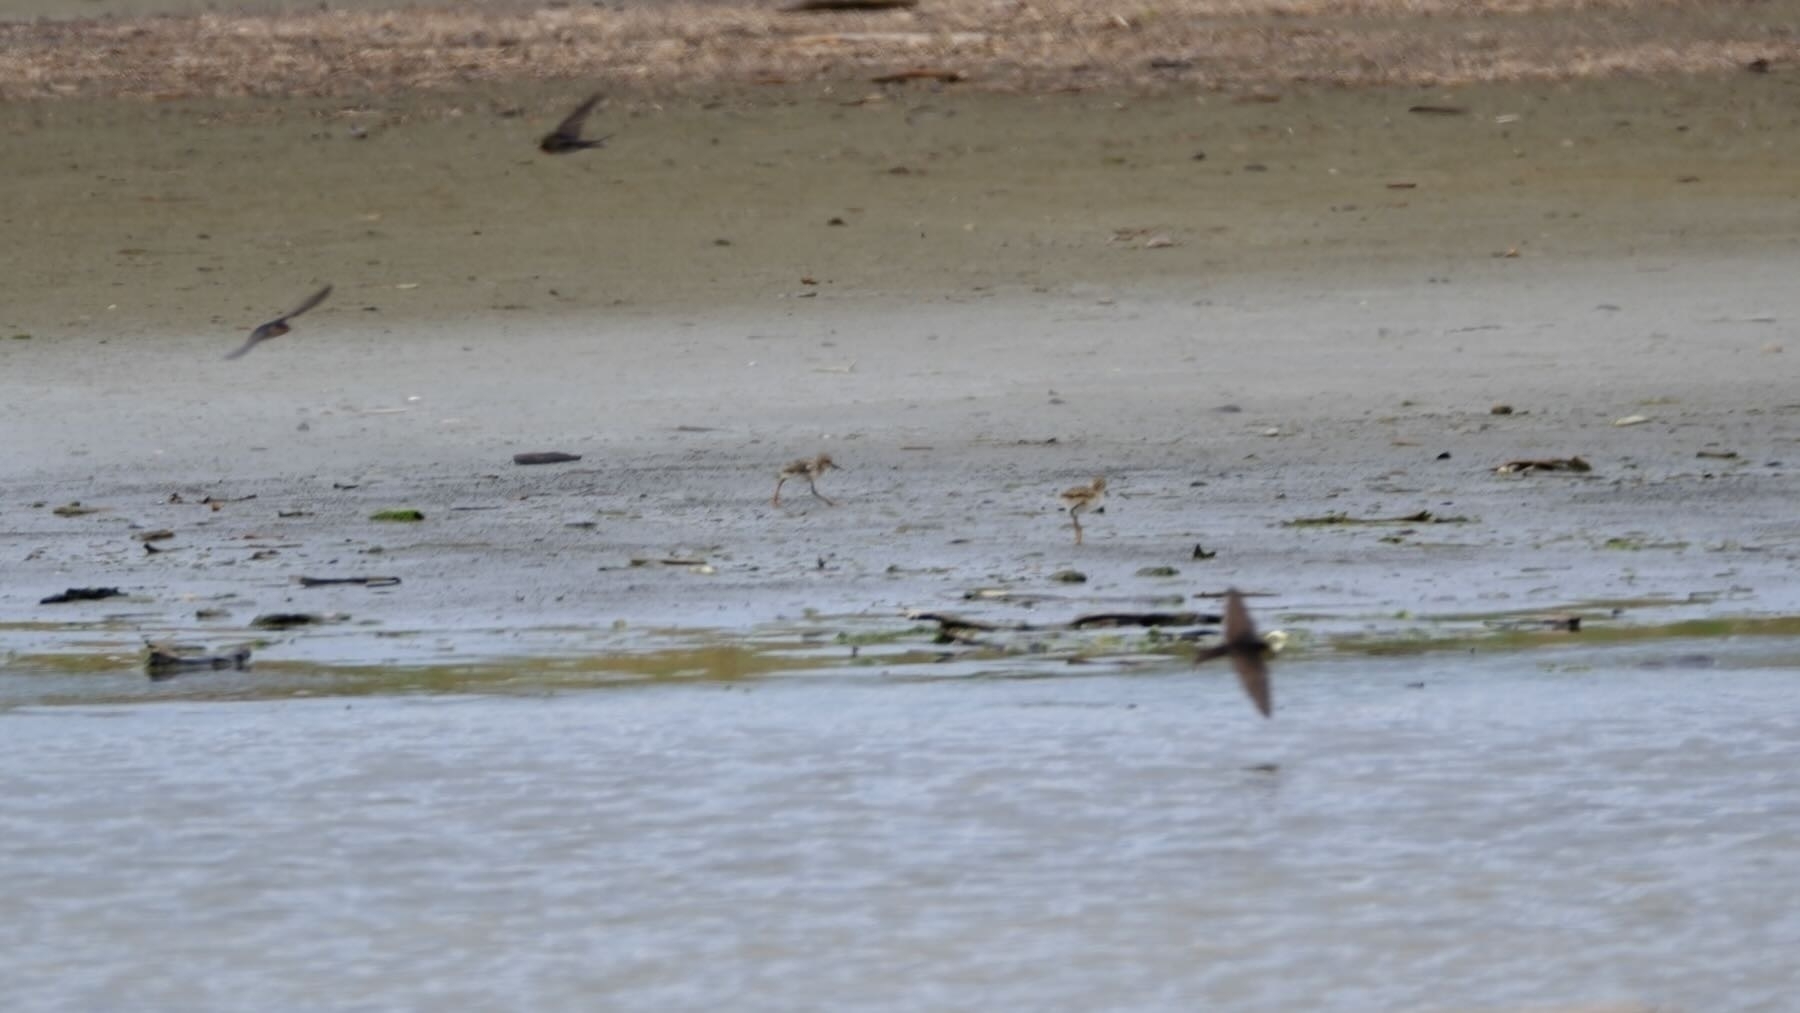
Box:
[4,640,1798,1011]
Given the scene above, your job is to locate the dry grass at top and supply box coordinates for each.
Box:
[0,0,1794,99]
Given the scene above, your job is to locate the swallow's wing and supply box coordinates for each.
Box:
[1222,589,1257,643]
[1193,644,1230,665]
[223,333,265,361]
[549,93,602,141]
[283,284,333,321]
[1230,651,1273,718]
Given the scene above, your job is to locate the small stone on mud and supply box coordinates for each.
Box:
[1051,569,1087,583]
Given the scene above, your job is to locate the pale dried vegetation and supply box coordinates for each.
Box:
[0,0,1792,99]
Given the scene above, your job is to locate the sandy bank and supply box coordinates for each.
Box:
[3,0,1797,100]
[4,74,1798,339]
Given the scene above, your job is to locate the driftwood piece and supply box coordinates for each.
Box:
[1484,615,1582,632]
[1283,510,1470,527]
[908,612,1016,633]
[296,576,402,588]
[914,610,1221,636]
[1495,456,1592,474]
[251,612,342,629]
[513,452,582,466]
[871,68,964,84]
[40,587,124,604]
[1068,611,1217,630]
[146,644,253,681]
[783,0,917,11]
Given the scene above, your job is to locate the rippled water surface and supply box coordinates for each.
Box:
[5,643,1799,1012]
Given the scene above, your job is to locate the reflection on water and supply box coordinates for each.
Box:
[3,643,1797,1011]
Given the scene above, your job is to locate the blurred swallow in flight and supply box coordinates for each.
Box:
[224,284,333,361]
[1194,588,1275,718]
[539,94,610,154]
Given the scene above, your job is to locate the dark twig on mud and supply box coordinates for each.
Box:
[40,587,124,604]
[146,644,253,681]
[783,0,917,12]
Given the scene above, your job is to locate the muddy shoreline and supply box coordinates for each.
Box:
[5,261,1797,694]
[3,65,1798,691]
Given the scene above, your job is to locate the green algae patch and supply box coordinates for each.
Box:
[371,509,425,522]
[2,641,865,708]
[1332,614,1800,658]
[3,650,144,675]
[1602,535,1690,551]
[1418,595,1722,623]
[836,626,933,646]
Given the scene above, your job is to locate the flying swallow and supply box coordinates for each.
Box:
[539,94,610,154]
[224,284,333,361]
[1194,588,1274,718]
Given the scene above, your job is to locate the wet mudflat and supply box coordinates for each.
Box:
[4,641,1799,1012]
[4,262,1797,693]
